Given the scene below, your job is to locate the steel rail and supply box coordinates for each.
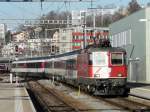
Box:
[28,81,81,112]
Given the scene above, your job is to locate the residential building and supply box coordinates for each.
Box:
[58,26,109,54]
[72,26,109,50]
[59,28,73,54]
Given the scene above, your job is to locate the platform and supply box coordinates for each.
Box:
[0,83,36,112]
[128,82,150,100]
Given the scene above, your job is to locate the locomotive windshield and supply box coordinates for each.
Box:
[111,53,124,65]
[92,52,108,66]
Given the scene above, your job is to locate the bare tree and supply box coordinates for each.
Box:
[103,14,113,27]
[112,7,126,22]
[5,30,12,44]
[16,24,26,32]
[40,10,71,38]
[127,0,141,14]
[147,2,150,7]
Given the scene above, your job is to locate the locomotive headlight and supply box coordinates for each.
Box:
[118,73,122,77]
[94,74,100,77]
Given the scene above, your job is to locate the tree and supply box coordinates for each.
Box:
[147,2,150,7]
[127,0,141,14]
[112,7,126,22]
[5,30,12,44]
[103,14,113,27]
[41,10,71,38]
[16,24,26,32]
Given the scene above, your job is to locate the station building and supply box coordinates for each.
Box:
[109,7,150,83]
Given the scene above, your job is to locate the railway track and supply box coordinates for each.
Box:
[96,96,150,111]
[26,79,150,112]
[27,81,82,112]
[56,80,150,111]
[51,80,150,111]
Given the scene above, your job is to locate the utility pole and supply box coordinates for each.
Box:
[93,9,95,38]
[90,0,96,39]
[67,16,70,28]
[80,11,87,49]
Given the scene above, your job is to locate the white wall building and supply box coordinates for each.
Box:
[59,28,73,54]
[109,7,150,83]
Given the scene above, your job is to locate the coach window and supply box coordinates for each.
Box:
[28,63,35,68]
[15,63,18,68]
[69,59,76,70]
[12,64,16,68]
[19,63,25,68]
[36,62,41,68]
[54,61,60,68]
[72,59,76,69]
[66,60,70,69]
[60,61,65,69]
[16,63,20,68]
[46,61,52,68]
[66,59,75,70]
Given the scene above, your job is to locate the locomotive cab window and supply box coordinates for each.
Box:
[92,52,108,66]
[111,53,123,65]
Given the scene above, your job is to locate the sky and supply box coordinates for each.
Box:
[0,0,149,30]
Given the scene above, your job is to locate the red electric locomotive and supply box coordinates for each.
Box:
[76,47,129,95]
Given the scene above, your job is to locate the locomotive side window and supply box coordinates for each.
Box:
[111,53,123,65]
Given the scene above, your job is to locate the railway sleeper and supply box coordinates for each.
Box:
[86,84,129,96]
[48,105,76,111]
